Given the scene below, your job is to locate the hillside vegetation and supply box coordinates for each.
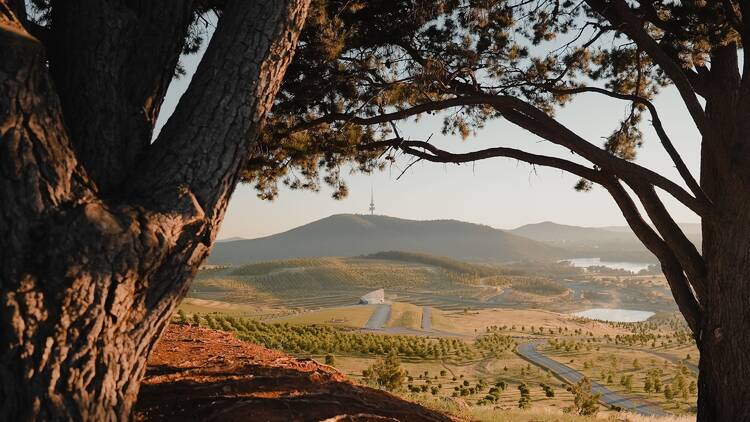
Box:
[190,252,570,310]
[207,214,563,264]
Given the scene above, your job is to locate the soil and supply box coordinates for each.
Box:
[135,324,458,422]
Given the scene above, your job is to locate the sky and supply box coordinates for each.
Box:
[157,26,702,241]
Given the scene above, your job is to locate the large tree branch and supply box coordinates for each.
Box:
[291,94,708,215]
[602,177,702,334]
[545,85,708,204]
[48,1,195,193]
[631,184,707,301]
[130,0,310,240]
[584,0,709,134]
[366,139,603,182]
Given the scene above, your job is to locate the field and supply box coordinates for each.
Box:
[188,253,679,314]
[273,305,377,328]
[177,252,698,419]
[174,299,698,419]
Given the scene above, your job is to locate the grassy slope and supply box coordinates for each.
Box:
[386,302,423,330]
[273,305,377,328]
[189,253,571,312]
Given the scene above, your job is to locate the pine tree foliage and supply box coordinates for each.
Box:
[241,0,732,204]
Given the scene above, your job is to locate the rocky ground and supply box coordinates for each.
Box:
[135,324,457,422]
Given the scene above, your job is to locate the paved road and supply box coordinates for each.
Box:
[517,341,668,417]
[364,304,391,330]
[421,306,431,331]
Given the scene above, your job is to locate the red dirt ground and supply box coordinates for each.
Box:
[135,325,459,422]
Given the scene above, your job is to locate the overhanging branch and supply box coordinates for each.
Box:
[544,85,708,205]
[291,93,708,215]
[365,138,603,182]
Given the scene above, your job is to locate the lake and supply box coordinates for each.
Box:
[564,257,653,273]
[573,308,655,322]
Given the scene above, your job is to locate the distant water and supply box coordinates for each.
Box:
[573,308,654,322]
[564,257,652,273]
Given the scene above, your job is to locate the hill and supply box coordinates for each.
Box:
[509,221,635,243]
[509,221,700,263]
[207,214,562,265]
[189,252,602,311]
[135,324,455,422]
[512,221,701,244]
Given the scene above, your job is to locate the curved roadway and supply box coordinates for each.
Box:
[517,341,668,417]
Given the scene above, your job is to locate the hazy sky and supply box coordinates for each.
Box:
[157,28,701,241]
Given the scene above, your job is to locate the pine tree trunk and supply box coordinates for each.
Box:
[697,224,750,420]
[0,1,310,420]
[697,173,750,421]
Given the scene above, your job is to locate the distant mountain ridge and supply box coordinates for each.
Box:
[510,221,700,243]
[207,214,563,265]
[509,221,636,243]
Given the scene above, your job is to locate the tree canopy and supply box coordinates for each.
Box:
[244,0,731,202]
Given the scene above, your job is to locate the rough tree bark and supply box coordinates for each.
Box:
[0,1,310,420]
[694,46,750,420]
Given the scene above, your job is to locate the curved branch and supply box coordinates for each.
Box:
[366,139,603,182]
[292,93,707,215]
[631,183,707,301]
[544,85,708,204]
[364,137,704,334]
[602,177,702,335]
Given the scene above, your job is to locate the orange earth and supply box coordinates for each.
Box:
[135,324,457,422]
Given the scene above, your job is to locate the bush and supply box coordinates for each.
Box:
[363,351,407,392]
[565,377,599,416]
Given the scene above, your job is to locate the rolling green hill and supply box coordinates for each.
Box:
[190,252,569,310]
[207,214,563,265]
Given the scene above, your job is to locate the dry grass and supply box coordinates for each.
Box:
[270,305,376,328]
[177,298,276,316]
[387,302,423,330]
[435,308,633,337]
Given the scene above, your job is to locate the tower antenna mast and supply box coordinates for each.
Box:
[369,186,375,215]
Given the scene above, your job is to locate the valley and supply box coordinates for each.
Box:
[178,245,697,420]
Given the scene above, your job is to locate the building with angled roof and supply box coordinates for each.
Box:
[359,288,385,304]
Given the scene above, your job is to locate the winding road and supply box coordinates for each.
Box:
[517,341,668,417]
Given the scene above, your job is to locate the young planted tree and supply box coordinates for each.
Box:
[247,1,750,420]
[0,0,310,420]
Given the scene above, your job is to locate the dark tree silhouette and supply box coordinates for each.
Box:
[0,0,310,420]
[250,1,750,420]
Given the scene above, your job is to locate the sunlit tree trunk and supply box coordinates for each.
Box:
[0,1,309,420]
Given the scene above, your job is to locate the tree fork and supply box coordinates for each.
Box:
[0,1,310,420]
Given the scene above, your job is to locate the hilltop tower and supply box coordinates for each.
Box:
[369,187,375,215]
